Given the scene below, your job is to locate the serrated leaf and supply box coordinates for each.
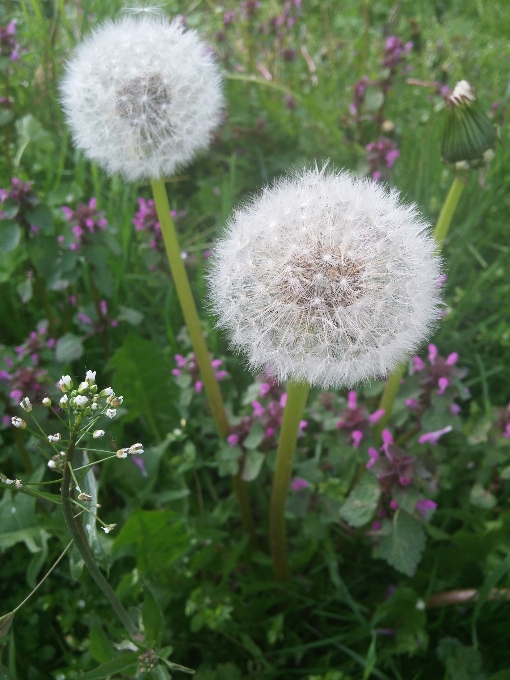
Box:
[242,451,264,482]
[79,652,139,679]
[142,584,165,644]
[56,333,84,363]
[0,612,14,638]
[377,510,427,576]
[0,221,21,252]
[339,473,380,527]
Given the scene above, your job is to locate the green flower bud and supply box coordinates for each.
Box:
[442,80,497,186]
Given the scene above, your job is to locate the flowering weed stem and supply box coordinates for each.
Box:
[151,177,256,541]
[433,177,465,244]
[269,380,310,580]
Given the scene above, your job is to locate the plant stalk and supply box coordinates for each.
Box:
[150,178,256,540]
[269,381,310,581]
[373,175,465,441]
[61,419,141,640]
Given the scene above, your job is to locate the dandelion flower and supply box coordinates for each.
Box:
[209,166,442,389]
[60,15,223,181]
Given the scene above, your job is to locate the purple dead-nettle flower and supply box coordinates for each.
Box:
[366,430,416,488]
[61,15,224,181]
[366,137,400,181]
[337,389,385,447]
[0,21,20,61]
[209,166,442,389]
[418,425,452,446]
[62,198,107,251]
[381,36,413,70]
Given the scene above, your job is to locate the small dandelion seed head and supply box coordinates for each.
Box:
[208,165,443,389]
[60,15,224,181]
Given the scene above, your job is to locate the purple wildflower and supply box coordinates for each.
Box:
[291,477,309,491]
[418,425,453,446]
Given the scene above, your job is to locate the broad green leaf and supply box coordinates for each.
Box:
[25,205,53,233]
[79,652,139,679]
[0,221,21,253]
[17,277,33,304]
[339,473,380,527]
[242,451,264,482]
[437,637,486,680]
[88,616,116,663]
[377,510,427,577]
[117,306,144,326]
[470,483,497,510]
[55,333,84,363]
[243,423,265,450]
[142,584,165,644]
[14,114,54,167]
[0,612,14,639]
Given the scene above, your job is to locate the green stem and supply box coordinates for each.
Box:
[269,381,310,581]
[150,178,256,540]
[61,420,141,640]
[373,176,465,442]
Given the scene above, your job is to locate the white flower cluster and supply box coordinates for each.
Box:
[61,15,224,181]
[55,372,123,417]
[209,167,443,389]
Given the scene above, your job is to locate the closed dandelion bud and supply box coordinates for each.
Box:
[20,397,32,412]
[442,80,497,186]
[59,394,69,408]
[92,429,105,439]
[209,166,442,389]
[58,375,72,392]
[106,409,117,419]
[48,433,62,443]
[73,395,89,409]
[11,417,27,429]
[42,397,51,407]
[61,15,224,181]
[117,448,129,458]
[129,443,144,455]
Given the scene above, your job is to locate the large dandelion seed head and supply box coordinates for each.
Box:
[208,167,443,389]
[60,15,224,181]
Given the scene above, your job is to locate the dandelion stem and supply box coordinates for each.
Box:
[269,381,310,581]
[373,175,465,441]
[150,178,256,541]
[61,419,142,640]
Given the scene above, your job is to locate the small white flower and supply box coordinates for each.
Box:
[129,443,144,455]
[208,166,442,389]
[73,395,89,409]
[100,387,114,397]
[85,370,96,384]
[20,397,32,412]
[91,403,100,411]
[42,397,52,407]
[14,479,22,489]
[59,394,69,408]
[48,433,62,443]
[61,15,224,181]
[108,395,123,408]
[101,523,117,534]
[58,375,72,392]
[93,429,105,439]
[78,492,93,501]
[78,381,89,393]
[105,409,117,419]
[415,598,426,611]
[11,417,27,429]
[116,448,129,458]
[47,459,57,469]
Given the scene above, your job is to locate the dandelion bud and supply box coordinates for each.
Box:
[11,417,27,429]
[61,15,224,182]
[209,166,442,389]
[73,395,89,408]
[48,433,62,443]
[100,387,114,397]
[59,394,69,408]
[42,397,51,407]
[442,80,497,186]
[20,397,32,412]
[78,492,93,501]
[106,409,117,419]
[116,448,129,458]
[58,375,72,392]
[92,429,105,439]
[85,370,96,384]
[129,443,144,455]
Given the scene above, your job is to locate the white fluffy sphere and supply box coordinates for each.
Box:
[208,167,443,389]
[61,15,224,181]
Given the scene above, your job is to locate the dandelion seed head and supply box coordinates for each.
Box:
[61,15,224,181]
[208,166,443,389]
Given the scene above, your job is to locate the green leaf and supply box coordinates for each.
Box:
[0,612,14,639]
[17,277,33,304]
[88,616,116,663]
[0,221,21,253]
[243,423,265,450]
[142,584,165,644]
[437,637,486,680]
[500,465,510,480]
[108,334,179,439]
[117,306,144,326]
[242,451,265,482]
[55,333,84,363]
[339,473,380,527]
[25,205,53,233]
[377,510,427,577]
[79,652,139,680]
[14,114,54,167]
[470,483,497,510]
